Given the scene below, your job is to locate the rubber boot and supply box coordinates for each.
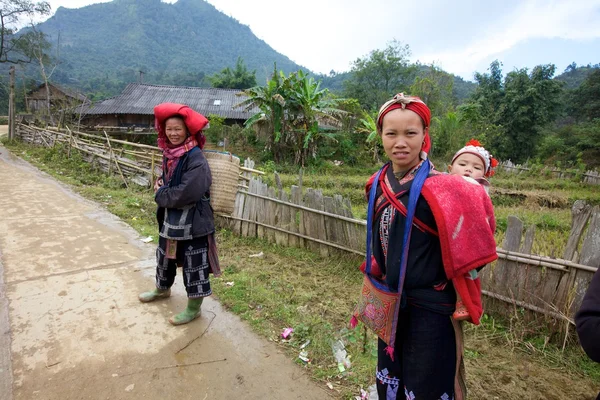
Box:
[169,297,203,325]
[138,288,171,303]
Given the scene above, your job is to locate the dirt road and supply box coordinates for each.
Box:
[0,147,328,400]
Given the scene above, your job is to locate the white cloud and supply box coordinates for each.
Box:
[414,0,600,79]
[41,0,600,78]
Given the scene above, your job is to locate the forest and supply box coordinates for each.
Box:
[0,0,598,169]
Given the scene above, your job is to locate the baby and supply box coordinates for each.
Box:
[448,139,498,320]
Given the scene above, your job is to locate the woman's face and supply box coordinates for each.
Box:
[381,109,425,172]
[165,117,188,146]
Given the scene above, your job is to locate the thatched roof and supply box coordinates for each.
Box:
[82,83,257,120]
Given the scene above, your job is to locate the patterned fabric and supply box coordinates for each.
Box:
[379,206,394,257]
[354,275,398,345]
[159,205,195,240]
[162,136,198,183]
[156,236,212,298]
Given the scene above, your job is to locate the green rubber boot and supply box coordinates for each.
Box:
[169,298,203,326]
[138,288,171,303]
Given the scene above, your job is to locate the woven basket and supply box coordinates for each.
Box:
[204,150,240,215]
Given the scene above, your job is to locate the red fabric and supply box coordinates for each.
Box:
[359,256,383,277]
[420,174,498,325]
[377,172,439,237]
[162,137,198,182]
[154,103,209,151]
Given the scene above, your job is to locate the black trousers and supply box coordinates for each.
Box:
[155,236,212,298]
[376,305,456,400]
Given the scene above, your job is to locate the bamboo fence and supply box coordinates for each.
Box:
[220,173,599,337]
[498,160,600,185]
[14,123,599,337]
[14,123,260,187]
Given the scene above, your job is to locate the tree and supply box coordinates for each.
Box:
[471,60,504,124]
[209,57,256,89]
[356,111,381,162]
[466,61,564,163]
[237,66,346,166]
[343,40,416,111]
[236,64,286,155]
[284,70,346,165]
[16,26,57,119]
[410,64,454,118]
[495,64,563,162]
[431,111,466,159]
[571,69,600,121]
[0,0,51,64]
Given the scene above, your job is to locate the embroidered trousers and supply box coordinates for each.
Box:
[155,236,212,298]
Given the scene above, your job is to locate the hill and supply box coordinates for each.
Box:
[555,63,600,90]
[25,0,307,95]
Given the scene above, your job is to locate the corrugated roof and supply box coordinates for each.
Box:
[82,83,258,120]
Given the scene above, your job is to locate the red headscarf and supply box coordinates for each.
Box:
[154,103,209,154]
[376,93,432,156]
[154,103,209,182]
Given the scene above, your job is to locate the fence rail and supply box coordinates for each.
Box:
[222,171,599,336]
[13,123,599,338]
[498,160,600,185]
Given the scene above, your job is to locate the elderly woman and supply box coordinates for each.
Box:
[352,94,497,399]
[138,103,221,325]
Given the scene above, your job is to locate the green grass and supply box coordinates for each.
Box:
[4,139,599,399]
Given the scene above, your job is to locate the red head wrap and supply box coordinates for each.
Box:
[376,93,432,155]
[154,103,209,151]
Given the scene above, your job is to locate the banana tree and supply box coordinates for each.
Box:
[356,111,381,162]
[286,70,347,165]
[236,67,288,160]
[237,67,347,166]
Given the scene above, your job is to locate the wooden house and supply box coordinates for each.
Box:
[27,82,88,115]
[79,83,258,128]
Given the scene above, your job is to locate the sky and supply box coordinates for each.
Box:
[45,0,600,81]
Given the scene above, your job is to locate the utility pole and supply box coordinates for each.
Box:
[9,66,15,140]
[139,70,145,84]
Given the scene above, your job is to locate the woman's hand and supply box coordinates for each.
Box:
[154,177,164,193]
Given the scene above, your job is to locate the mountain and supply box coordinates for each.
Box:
[27,0,307,95]
[555,63,600,90]
[452,75,477,103]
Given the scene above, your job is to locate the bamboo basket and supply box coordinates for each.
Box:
[204,150,240,214]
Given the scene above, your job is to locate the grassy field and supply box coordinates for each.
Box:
[3,139,599,399]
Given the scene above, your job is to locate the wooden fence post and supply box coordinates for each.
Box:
[103,130,128,188]
[494,216,523,297]
[8,66,15,140]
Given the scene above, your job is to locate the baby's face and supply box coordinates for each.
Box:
[449,153,485,179]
